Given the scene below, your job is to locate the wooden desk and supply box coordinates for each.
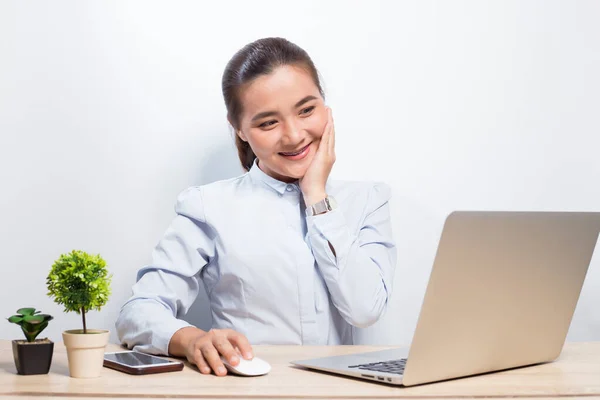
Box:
[1,341,599,399]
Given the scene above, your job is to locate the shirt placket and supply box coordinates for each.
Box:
[283,184,319,344]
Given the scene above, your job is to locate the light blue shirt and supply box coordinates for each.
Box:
[116,160,397,354]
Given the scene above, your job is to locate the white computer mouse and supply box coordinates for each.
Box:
[220,355,271,376]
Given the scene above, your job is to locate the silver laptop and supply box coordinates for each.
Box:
[292,211,600,386]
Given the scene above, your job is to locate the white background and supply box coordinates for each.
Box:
[1,0,599,346]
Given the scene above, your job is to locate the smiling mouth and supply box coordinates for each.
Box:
[279,143,311,156]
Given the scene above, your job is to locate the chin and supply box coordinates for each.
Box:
[288,161,313,178]
[279,166,306,180]
[274,156,313,180]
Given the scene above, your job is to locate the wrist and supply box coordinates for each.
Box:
[302,184,327,205]
[168,326,206,357]
[304,192,327,207]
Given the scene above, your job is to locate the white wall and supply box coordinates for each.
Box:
[1,0,599,346]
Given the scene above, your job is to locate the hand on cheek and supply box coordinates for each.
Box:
[299,107,336,206]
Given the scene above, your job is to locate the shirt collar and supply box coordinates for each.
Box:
[248,159,299,195]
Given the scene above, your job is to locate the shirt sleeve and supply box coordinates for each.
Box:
[306,182,396,328]
[115,187,215,355]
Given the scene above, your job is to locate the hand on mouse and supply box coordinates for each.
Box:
[176,328,253,376]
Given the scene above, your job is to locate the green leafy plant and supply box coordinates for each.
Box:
[8,308,54,342]
[46,250,112,334]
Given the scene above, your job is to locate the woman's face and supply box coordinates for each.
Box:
[236,65,328,183]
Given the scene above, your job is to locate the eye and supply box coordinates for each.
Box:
[300,106,315,115]
[259,120,278,128]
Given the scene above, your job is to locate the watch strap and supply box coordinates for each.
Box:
[306,196,337,217]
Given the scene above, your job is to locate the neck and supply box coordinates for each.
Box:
[257,159,297,184]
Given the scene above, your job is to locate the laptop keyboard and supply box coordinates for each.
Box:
[348,358,407,375]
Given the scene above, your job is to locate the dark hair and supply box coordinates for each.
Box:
[222,37,325,171]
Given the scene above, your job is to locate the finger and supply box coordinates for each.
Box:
[193,349,212,374]
[228,331,254,360]
[319,119,332,153]
[326,107,333,141]
[329,111,335,154]
[213,337,239,365]
[201,345,227,376]
[323,121,333,156]
[318,108,332,147]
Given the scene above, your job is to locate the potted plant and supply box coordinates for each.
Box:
[47,250,112,378]
[8,308,54,375]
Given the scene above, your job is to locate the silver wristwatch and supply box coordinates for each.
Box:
[306,196,338,217]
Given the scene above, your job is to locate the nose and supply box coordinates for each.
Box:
[282,118,304,144]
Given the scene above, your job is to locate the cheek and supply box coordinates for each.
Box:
[306,111,328,138]
[247,131,278,155]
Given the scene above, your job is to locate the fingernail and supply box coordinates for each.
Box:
[218,366,227,375]
[230,355,239,364]
[244,351,253,359]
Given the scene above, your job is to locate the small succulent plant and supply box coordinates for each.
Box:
[8,308,54,342]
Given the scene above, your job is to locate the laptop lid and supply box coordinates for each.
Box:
[401,211,600,386]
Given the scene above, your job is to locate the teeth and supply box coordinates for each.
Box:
[282,146,306,156]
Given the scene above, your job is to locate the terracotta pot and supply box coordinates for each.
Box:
[62,329,109,378]
[12,339,54,375]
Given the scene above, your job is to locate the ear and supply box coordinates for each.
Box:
[237,129,248,142]
[228,116,248,142]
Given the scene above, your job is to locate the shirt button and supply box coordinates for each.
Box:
[286,185,294,192]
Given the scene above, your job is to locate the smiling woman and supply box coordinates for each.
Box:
[116,37,397,378]
[220,43,333,216]
[235,65,327,184]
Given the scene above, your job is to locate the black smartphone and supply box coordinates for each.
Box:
[103,350,184,375]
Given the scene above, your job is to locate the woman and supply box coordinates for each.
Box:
[116,37,397,376]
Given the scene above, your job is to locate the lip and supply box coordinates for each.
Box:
[279,143,311,160]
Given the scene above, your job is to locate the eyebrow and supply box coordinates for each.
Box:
[295,95,318,108]
[251,95,318,122]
